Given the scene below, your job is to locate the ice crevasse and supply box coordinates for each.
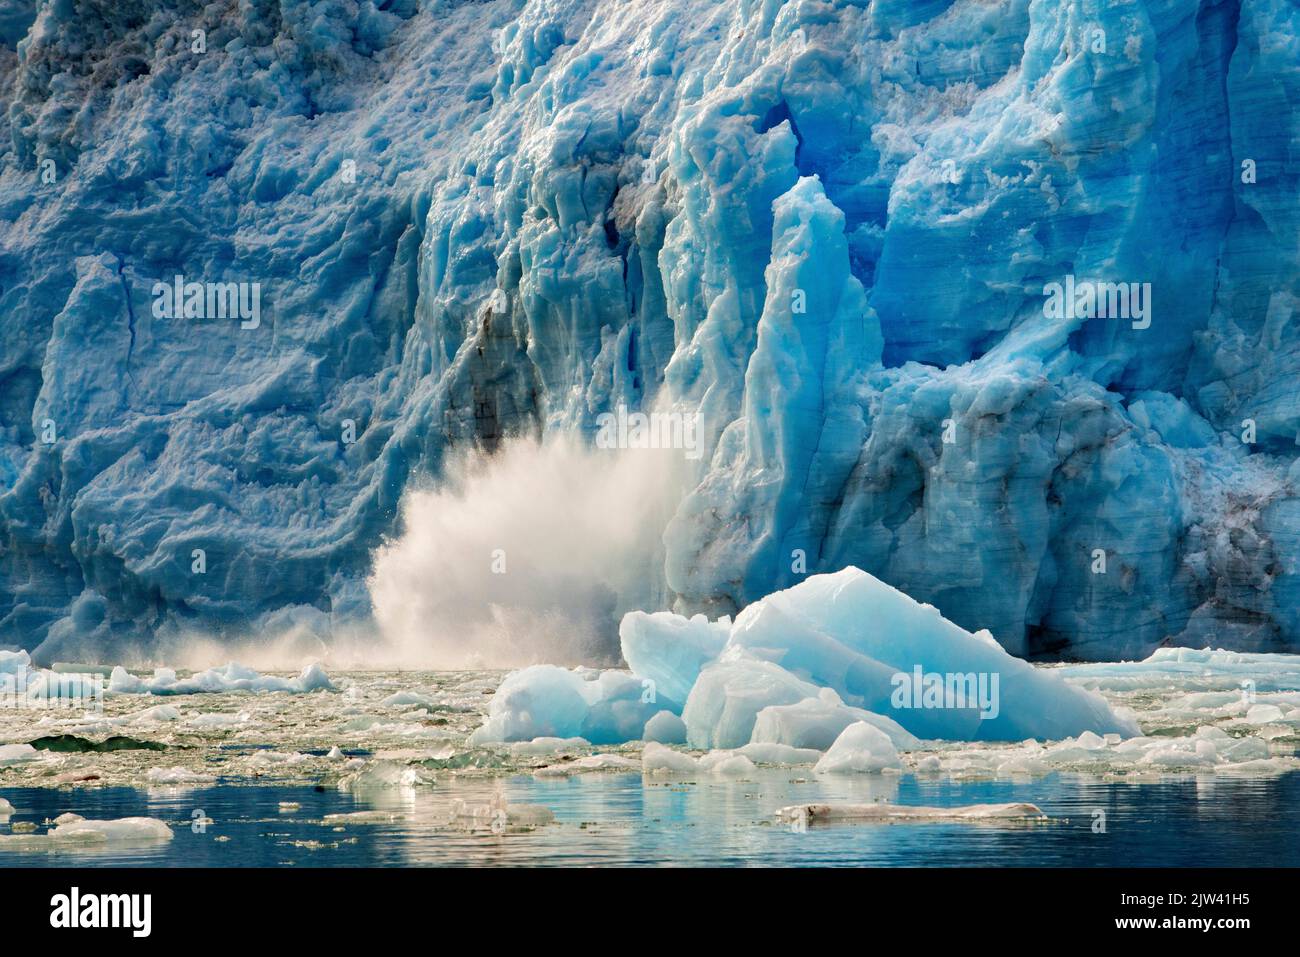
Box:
[0,0,1297,663]
[470,567,1141,746]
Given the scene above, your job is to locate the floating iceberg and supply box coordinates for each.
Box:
[474,568,1138,748]
[48,817,174,844]
[641,741,700,775]
[468,665,660,745]
[1063,648,1300,693]
[650,568,1136,743]
[146,767,217,785]
[641,710,687,744]
[813,722,902,774]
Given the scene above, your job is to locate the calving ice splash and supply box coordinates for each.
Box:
[150,275,261,329]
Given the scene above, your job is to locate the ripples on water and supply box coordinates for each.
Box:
[3,769,1297,867]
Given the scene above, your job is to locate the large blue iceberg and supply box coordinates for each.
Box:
[1,0,1298,662]
[471,567,1140,746]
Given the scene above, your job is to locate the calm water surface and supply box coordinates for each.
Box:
[3,769,1297,867]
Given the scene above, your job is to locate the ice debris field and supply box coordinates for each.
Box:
[2,569,1298,854]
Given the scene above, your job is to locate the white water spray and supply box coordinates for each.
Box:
[367,435,691,669]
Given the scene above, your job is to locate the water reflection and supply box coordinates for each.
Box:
[1,769,1297,867]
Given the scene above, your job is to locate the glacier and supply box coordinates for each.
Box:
[0,0,1298,665]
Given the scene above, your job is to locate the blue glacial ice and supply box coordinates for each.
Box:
[470,567,1140,745]
[0,0,1298,666]
[750,688,920,752]
[468,663,662,745]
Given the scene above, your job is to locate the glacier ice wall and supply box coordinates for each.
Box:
[0,0,1298,663]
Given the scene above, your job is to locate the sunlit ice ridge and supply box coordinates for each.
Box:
[1,0,1298,670]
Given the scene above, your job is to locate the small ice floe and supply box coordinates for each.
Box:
[0,832,46,848]
[52,813,83,825]
[642,742,701,775]
[338,760,428,791]
[278,802,301,812]
[1244,704,1287,725]
[183,712,249,730]
[0,797,14,817]
[246,750,310,769]
[774,802,1047,826]
[734,742,822,765]
[322,811,404,825]
[146,767,217,785]
[1063,648,1300,694]
[338,715,451,739]
[447,797,554,829]
[907,724,1297,778]
[642,741,822,777]
[51,817,175,843]
[509,736,590,756]
[0,816,175,849]
[642,711,687,745]
[533,753,641,776]
[109,662,334,696]
[381,691,438,708]
[813,721,902,774]
[128,704,182,723]
[48,770,104,786]
[379,691,470,712]
[469,667,658,746]
[697,751,757,778]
